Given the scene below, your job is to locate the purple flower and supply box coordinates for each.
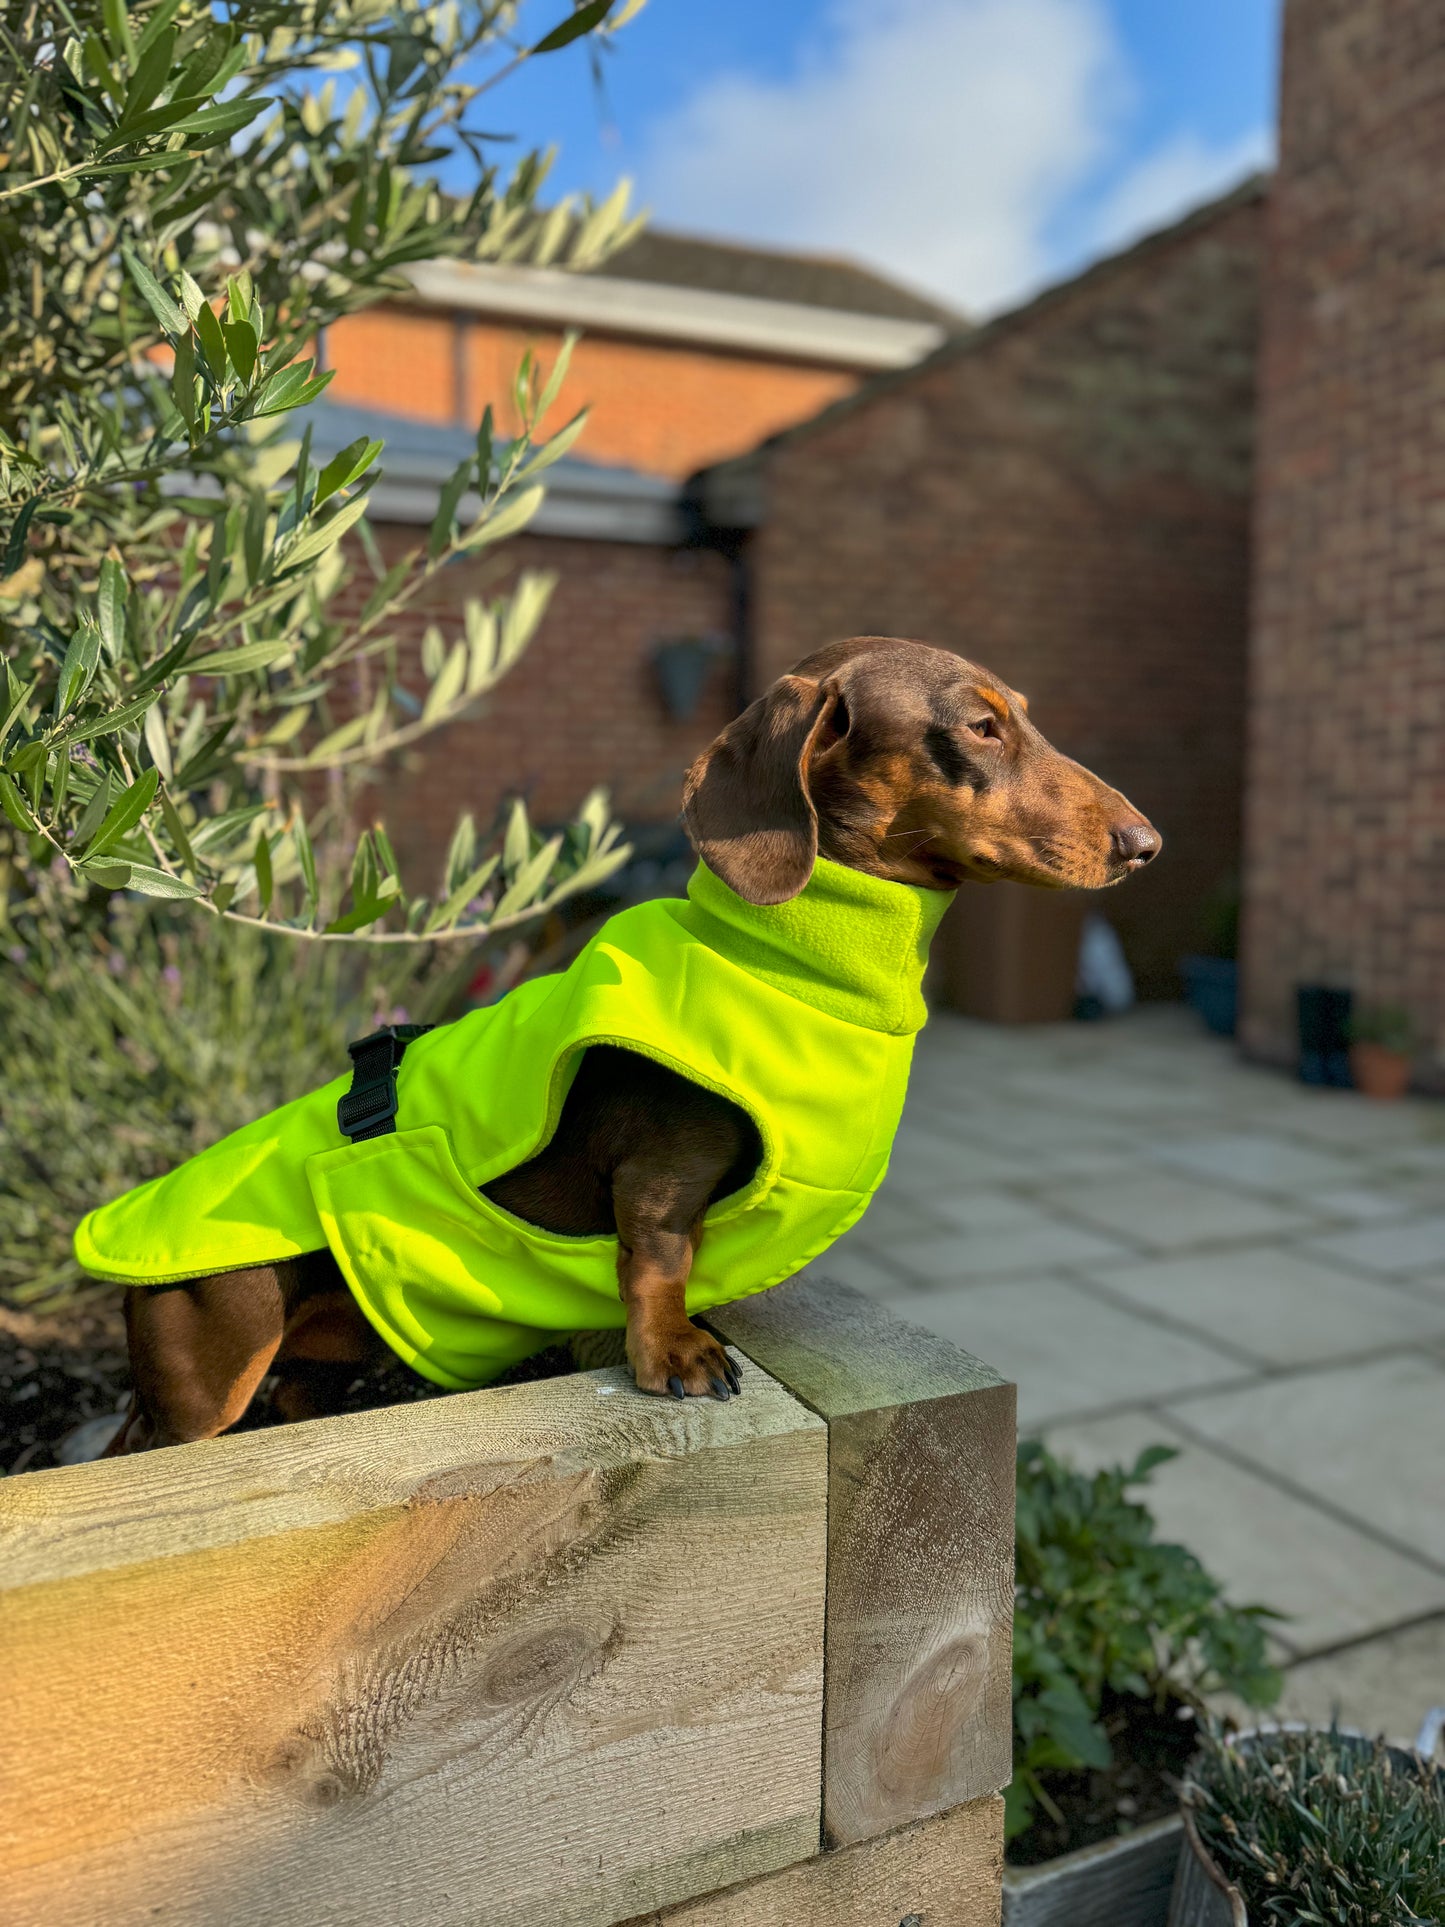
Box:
[162,965,181,988]
[106,951,126,976]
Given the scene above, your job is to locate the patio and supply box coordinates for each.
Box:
[831,1005,1445,1741]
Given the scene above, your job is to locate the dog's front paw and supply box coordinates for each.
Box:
[627,1319,742,1402]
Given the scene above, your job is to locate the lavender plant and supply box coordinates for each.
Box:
[1186,1725,1445,1924]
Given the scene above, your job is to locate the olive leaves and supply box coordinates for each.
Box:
[0,0,641,942]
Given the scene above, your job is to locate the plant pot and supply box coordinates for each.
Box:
[1167,1729,1437,1926]
[1002,1813,1182,1927]
[1179,957,1237,1037]
[1167,1805,1244,1926]
[1349,1040,1411,1101]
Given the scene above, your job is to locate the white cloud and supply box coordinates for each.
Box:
[639,0,1124,316]
[636,0,1272,318]
[1081,124,1274,262]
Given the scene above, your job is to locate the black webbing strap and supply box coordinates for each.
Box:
[337,1023,436,1143]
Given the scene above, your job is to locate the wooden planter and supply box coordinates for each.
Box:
[1,1275,1016,1927]
[1002,1814,1182,1927]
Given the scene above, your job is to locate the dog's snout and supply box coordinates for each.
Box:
[1111,819,1161,868]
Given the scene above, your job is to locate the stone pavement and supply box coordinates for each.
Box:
[828,1005,1445,1745]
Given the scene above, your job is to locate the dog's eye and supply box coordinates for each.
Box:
[967,716,1001,741]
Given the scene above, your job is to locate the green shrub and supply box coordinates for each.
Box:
[1346,1005,1415,1054]
[1009,1438,1283,1842]
[0,858,466,1312]
[1186,1724,1445,1924]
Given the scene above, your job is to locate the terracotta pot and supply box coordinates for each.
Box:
[1349,1040,1411,1100]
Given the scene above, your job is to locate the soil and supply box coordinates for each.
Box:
[0,1298,575,1476]
[1005,1686,1201,1867]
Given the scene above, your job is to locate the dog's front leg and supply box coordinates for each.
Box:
[613,1164,741,1402]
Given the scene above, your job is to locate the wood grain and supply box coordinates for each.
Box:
[709,1273,1017,1847]
[0,1360,827,1927]
[624,1795,1004,1926]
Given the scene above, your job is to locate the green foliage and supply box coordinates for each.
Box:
[0,854,473,1312]
[1009,1439,1283,1844]
[1187,1725,1445,1924]
[1,0,640,944]
[1347,1005,1414,1054]
[1199,872,1241,960]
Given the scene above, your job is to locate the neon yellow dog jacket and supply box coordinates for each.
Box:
[74,858,951,1388]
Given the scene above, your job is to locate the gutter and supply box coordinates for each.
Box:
[404,260,946,372]
[299,404,687,546]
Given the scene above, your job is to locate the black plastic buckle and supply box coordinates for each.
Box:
[336,1024,435,1143]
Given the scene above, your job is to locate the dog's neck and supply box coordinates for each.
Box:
[688,856,954,1035]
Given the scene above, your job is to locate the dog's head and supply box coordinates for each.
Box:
[683,636,1160,905]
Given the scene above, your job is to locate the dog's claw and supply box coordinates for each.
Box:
[724,1356,742,1394]
[668,1375,686,1400]
[709,1376,731,1401]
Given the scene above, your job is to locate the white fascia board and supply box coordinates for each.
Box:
[365,472,685,547]
[404,260,945,372]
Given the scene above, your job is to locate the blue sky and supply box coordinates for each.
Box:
[485,0,1280,316]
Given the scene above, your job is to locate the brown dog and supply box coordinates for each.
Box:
[105,637,1158,1452]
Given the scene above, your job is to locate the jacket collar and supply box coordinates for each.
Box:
[685,856,954,1035]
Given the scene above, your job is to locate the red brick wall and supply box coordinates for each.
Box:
[747,192,1264,994]
[324,306,859,478]
[330,526,735,891]
[1240,0,1445,1072]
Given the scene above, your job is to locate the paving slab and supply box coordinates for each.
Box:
[883,1127,1005,1188]
[915,1106,1148,1161]
[1303,1215,1445,1280]
[1003,1068,1228,1119]
[885,1275,1245,1428]
[1041,1410,1445,1655]
[888,1212,1135,1283]
[1045,1167,1323,1252]
[1294,1185,1426,1224]
[1375,1142,1445,1178]
[1167,1355,1445,1568]
[1275,1099,1442,1153]
[1267,1614,1445,1748]
[850,1191,954,1244]
[1144,1131,1366,1196]
[810,1236,914,1300]
[1081,1246,1445,1369]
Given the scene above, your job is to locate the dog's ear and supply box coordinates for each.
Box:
[683,674,840,905]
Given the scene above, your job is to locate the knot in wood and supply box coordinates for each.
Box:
[876,1630,990,1801]
[476,1619,616,1709]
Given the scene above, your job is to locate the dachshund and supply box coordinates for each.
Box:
[103,636,1159,1452]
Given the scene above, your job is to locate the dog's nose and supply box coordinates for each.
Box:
[1112,819,1161,868]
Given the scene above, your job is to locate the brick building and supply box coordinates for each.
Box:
[322,229,951,478]
[1240,0,1445,1072]
[320,0,1445,1062]
[313,232,953,880]
[695,185,1265,995]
